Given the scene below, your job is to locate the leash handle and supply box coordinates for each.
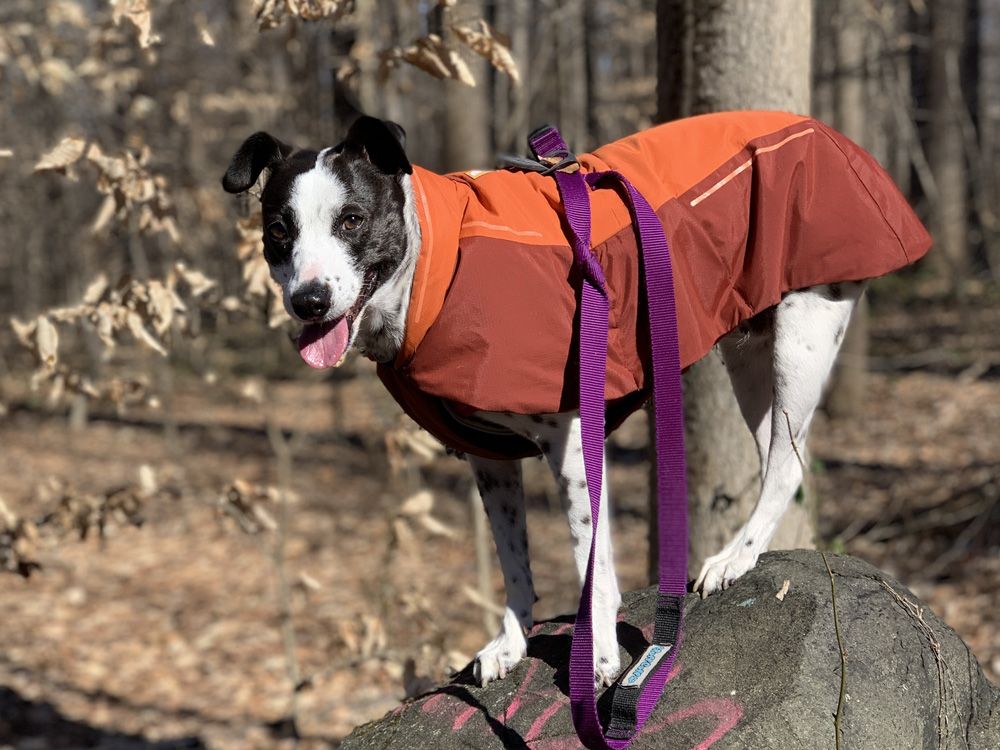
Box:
[527,126,688,750]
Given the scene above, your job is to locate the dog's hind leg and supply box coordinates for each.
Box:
[467,455,536,685]
[694,282,865,596]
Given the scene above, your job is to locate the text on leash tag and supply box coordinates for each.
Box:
[620,643,672,688]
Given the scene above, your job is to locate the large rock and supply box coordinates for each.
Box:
[342,551,999,749]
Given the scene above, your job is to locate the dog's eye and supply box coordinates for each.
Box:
[267,221,288,242]
[341,214,364,231]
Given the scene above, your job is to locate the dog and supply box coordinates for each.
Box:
[222,112,931,687]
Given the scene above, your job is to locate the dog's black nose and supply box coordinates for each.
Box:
[290,283,331,322]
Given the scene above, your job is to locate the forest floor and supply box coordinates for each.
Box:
[0,288,997,749]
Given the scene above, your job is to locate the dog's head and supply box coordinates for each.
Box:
[222,116,413,368]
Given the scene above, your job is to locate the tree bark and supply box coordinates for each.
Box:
[928,0,970,291]
[653,0,814,581]
[554,0,590,151]
[825,0,874,420]
[980,0,1000,281]
[442,1,492,172]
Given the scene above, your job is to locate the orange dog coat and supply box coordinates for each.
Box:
[377,111,931,459]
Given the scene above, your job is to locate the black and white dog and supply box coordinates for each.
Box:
[223,117,865,687]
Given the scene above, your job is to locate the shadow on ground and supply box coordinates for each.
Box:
[0,685,207,750]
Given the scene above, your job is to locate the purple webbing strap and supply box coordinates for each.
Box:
[528,127,688,750]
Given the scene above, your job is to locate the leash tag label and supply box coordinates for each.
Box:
[620,643,672,688]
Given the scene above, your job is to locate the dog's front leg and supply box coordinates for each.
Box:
[541,413,623,686]
[467,455,536,685]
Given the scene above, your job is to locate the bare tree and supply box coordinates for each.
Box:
[824,0,875,419]
[928,0,970,290]
[441,0,492,171]
[653,0,815,580]
[980,0,1000,280]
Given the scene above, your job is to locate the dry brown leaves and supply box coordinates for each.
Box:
[394,490,457,545]
[451,20,520,85]
[385,419,446,473]
[34,136,179,242]
[10,264,215,408]
[379,19,519,87]
[2,6,144,101]
[254,0,353,31]
[0,496,41,577]
[224,214,287,328]
[381,34,475,86]
[217,479,298,535]
[0,467,160,578]
[110,0,160,49]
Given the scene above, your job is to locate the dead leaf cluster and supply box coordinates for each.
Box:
[384,420,446,474]
[0,496,42,577]
[110,0,160,50]
[10,264,215,408]
[0,466,161,578]
[336,615,387,660]
[254,0,353,31]
[223,213,288,328]
[381,34,475,86]
[217,479,299,535]
[34,136,179,242]
[1,4,147,102]
[393,489,457,547]
[379,20,519,87]
[451,20,520,85]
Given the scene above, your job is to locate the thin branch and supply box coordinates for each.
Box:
[783,409,807,471]
[821,552,848,750]
[872,576,953,744]
[266,419,303,740]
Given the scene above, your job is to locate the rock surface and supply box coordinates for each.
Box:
[341,550,999,749]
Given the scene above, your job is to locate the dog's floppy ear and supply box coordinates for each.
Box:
[221,132,293,194]
[342,116,411,176]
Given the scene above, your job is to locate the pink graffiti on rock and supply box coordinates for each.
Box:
[415,658,742,749]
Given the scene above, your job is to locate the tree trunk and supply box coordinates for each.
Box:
[825,0,874,420]
[442,1,492,172]
[928,0,970,291]
[554,0,590,151]
[653,0,815,580]
[980,0,1000,281]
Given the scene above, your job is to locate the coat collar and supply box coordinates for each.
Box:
[395,166,469,367]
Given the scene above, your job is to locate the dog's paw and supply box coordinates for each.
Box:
[595,650,621,688]
[473,627,527,686]
[694,540,762,597]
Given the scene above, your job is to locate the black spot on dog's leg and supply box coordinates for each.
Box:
[828,283,843,300]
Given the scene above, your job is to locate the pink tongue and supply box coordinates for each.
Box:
[298,317,350,369]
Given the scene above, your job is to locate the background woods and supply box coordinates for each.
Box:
[0,1,997,749]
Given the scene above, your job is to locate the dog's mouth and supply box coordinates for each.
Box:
[297,316,351,369]
[296,274,376,369]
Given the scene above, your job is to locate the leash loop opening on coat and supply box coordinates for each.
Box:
[525,125,689,750]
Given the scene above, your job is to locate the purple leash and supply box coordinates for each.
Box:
[525,126,688,749]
